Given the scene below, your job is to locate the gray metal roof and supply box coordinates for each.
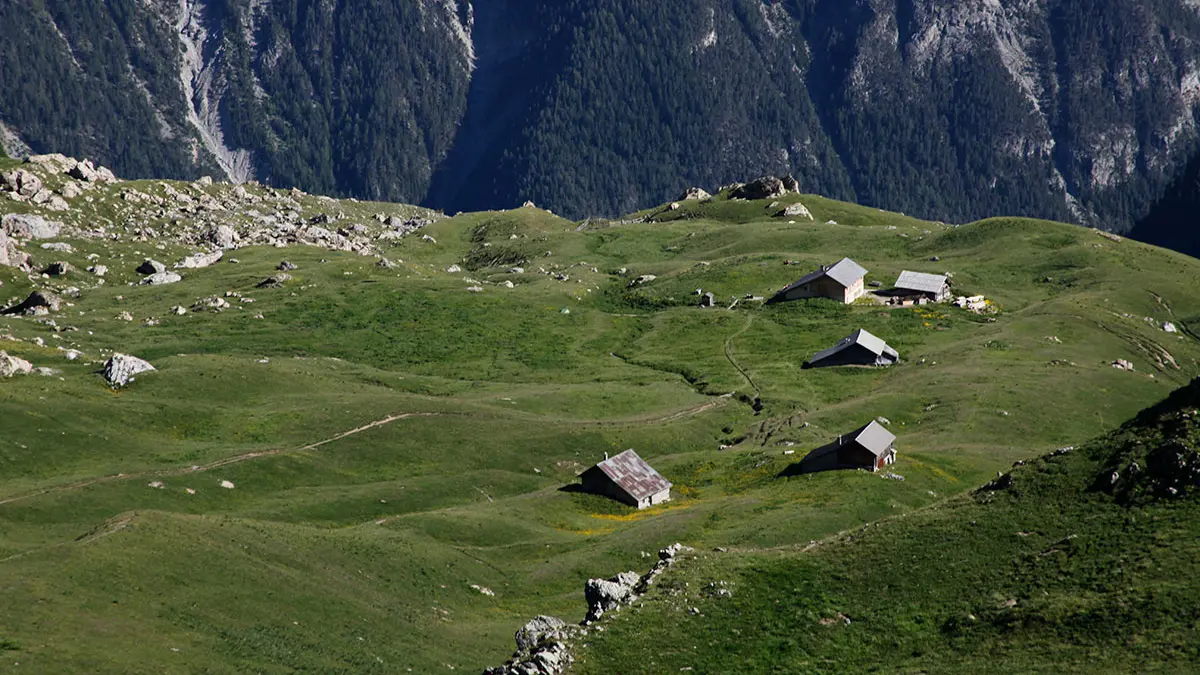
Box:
[895,271,948,294]
[780,258,868,293]
[594,449,672,500]
[803,420,897,462]
[852,421,897,456]
[807,329,898,364]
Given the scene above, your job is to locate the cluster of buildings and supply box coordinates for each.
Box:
[573,255,951,507]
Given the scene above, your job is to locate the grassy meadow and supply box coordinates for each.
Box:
[1,177,1199,672]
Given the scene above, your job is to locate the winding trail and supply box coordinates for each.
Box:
[0,412,438,508]
[724,314,760,397]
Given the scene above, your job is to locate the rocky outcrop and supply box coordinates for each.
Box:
[102,354,155,388]
[482,543,693,675]
[732,175,798,201]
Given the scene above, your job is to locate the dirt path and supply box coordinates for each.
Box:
[0,412,437,508]
[724,314,761,398]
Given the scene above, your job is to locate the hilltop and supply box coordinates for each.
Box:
[1,157,1199,673]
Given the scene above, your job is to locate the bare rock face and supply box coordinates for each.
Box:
[102,353,155,388]
[0,350,33,377]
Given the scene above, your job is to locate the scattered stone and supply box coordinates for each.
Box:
[192,296,229,312]
[277,260,298,271]
[1112,359,1134,371]
[102,353,155,387]
[446,264,462,273]
[1164,322,1178,333]
[117,311,134,322]
[40,242,73,253]
[0,350,33,377]
[140,271,182,286]
[88,265,108,277]
[256,273,292,288]
[219,480,236,489]
[471,584,496,597]
[466,285,484,292]
[376,257,398,269]
[628,274,656,287]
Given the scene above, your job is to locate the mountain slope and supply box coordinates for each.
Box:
[573,377,1200,673]
[5,1,1200,235]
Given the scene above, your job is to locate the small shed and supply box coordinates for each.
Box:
[804,329,899,368]
[771,258,868,305]
[892,271,951,304]
[579,449,672,509]
[797,421,897,474]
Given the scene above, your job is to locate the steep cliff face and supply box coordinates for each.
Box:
[3,0,1200,238]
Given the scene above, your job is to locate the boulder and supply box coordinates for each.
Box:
[778,202,814,220]
[2,213,62,239]
[0,169,43,197]
[256,273,292,288]
[0,230,8,267]
[176,250,223,269]
[207,224,238,248]
[43,261,71,276]
[192,296,229,311]
[277,260,298,271]
[0,350,33,377]
[732,175,797,200]
[67,159,114,182]
[699,291,716,308]
[627,274,656,287]
[584,571,640,622]
[137,259,166,275]
[514,616,568,653]
[140,271,182,286]
[678,187,712,201]
[40,242,74,253]
[2,290,63,315]
[102,353,155,388]
[89,265,108,277]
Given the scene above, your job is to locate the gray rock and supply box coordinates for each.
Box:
[102,353,155,388]
[678,187,712,201]
[176,250,223,269]
[137,259,166,275]
[514,616,567,653]
[191,296,229,311]
[2,213,62,239]
[699,292,716,308]
[67,159,113,182]
[0,230,8,267]
[376,257,397,269]
[732,175,798,200]
[277,260,298,271]
[256,273,292,288]
[89,265,108,277]
[207,224,238,248]
[40,242,74,253]
[140,271,182,286]
[627,274,656,287]
[1,169,43,197]
[43,261,71,276]
[0,350,33,377]
[778,202,814,220]
[2,290,63,315]
[584,571,640,621]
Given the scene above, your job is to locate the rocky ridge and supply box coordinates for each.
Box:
[482,543,694,675]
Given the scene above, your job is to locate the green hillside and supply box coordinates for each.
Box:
[2,163,1200,673]
[573,378,1200,674]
